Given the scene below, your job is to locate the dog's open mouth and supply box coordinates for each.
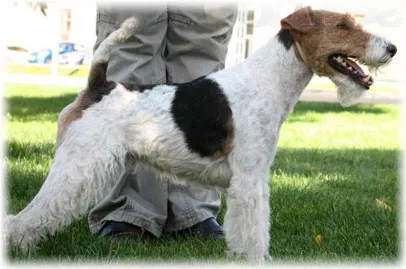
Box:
[328,54,373,89]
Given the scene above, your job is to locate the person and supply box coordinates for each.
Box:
[88,3,238,240]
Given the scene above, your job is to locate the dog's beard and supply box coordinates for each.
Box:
[331,76,366,107]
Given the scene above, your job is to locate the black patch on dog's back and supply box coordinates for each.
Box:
[277,29,293,50]
[171,77,234,157]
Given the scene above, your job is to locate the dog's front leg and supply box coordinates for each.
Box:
[5,122,129,251]
[224,170,271,262]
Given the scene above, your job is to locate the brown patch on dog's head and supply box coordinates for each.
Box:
[280,7,397,106]
[281,7,371,77]
[281,6,314,36]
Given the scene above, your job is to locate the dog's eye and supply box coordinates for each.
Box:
[336,23,349,30]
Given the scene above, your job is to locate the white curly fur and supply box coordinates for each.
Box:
[5,12,395,262]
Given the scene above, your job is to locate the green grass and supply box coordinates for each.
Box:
[4,83,401,263]
[5,64,90,77]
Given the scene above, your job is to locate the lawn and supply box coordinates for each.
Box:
[5,64,90,77]
[4,83,401,263]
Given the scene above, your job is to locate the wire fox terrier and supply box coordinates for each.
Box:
[5,7,397,262]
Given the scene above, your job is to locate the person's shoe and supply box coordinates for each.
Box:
[183,217,225,240]
[99,221,153,240]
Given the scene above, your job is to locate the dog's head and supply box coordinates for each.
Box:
[281,7,397,106]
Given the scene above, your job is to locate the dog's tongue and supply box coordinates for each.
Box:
[345,57,373,87]
[345,57,365,76]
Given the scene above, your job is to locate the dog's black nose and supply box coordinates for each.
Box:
[387,44,397,57]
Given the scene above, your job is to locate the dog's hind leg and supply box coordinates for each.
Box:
[5,17,139,249]
[5,120,130,251]
[224,169,271,262]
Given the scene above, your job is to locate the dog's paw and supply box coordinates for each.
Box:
[4,215,37,252]
[4,215,19,250]
[226,250,268,263]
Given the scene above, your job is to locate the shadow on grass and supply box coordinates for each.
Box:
[268,148,399,261]
[5,94,77,121]
[6,166,50,213]
[9,217,228,262]
[6,145,399,261]
[6,141,55,212]
[270,184,398,261]
[273,147,399,179]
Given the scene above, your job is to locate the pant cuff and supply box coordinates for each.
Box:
[89,212,163,238]
[163,211,215,232]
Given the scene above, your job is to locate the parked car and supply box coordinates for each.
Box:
[5,46,29,64]
[28,42,86,64]
[58,50,86,65]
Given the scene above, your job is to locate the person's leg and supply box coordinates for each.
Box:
[163,3,238,232]
[87,4,169,238]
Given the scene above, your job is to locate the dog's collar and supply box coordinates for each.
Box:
[293,41,309,66]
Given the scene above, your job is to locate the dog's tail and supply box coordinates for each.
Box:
[87,17,137,89]
[91,17,137,64]
[56,18,137,148]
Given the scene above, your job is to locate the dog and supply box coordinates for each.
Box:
[5,7,397,262]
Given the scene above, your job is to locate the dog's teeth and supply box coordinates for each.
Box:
[361,75,371,83]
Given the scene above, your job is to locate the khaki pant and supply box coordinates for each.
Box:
[88,3,237,237]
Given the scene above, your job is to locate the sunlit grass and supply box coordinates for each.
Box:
[5,64,90,77]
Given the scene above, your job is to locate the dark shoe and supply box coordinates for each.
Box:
[184,217,225,240]
[99,221,153,240]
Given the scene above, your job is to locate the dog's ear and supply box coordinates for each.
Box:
[281,7,314,34]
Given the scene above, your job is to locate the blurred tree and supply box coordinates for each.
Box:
[12,0,48,16]
[28,1,47,16]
